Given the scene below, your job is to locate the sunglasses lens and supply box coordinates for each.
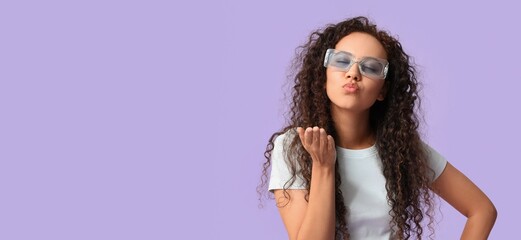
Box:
[360,59,385,78]
[329,52,353,69]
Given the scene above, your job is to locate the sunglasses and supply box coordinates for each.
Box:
[323,49,389,79]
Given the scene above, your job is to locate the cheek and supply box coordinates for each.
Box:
[365,80,385,95]
[325,77,340,97]
[325,71,342,88]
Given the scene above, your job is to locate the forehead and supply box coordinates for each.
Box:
[334,32,387,59]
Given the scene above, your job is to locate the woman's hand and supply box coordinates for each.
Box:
[296,126,337,169]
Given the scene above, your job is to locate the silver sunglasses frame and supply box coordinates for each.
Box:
[323,48,389,79]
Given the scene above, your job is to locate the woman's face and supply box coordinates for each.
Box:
[325,32,387,113]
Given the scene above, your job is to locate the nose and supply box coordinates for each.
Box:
[344,63,361,81]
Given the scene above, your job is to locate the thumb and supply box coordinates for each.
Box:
[297,127,305,142]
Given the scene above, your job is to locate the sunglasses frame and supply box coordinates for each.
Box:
[323,48,389,79]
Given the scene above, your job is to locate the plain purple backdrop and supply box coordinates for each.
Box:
[0,0,518,239]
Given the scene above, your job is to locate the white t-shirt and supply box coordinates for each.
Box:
[268,130,448,240]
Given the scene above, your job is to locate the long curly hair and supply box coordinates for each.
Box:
[258,16,437,239]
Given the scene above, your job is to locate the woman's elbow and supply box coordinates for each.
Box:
[477,199,497,223]
[487,202,498,222]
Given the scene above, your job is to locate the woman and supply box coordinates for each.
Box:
[258,16,497,239]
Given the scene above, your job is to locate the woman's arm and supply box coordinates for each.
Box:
[430,162,497,240]
[274,166,335,240]
[274,127,337,240]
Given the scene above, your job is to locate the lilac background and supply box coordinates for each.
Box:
[0,0,518,239]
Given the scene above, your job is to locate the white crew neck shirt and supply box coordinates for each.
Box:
[268,130,448,239]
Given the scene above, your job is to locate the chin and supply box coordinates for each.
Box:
[331,102,360,111]
[330,100,371,113]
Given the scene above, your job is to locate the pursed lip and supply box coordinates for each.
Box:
[343,83,359,93]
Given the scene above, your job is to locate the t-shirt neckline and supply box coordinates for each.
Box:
[335,144,378,158]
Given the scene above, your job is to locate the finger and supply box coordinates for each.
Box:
[320,128,327,150]
[327,135,335,150]
[304,127,313,146]
[297,127,304,142]
[312,126,319,146]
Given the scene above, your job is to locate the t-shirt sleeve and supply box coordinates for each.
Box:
[422,141,448,182]
[268,131,307,192]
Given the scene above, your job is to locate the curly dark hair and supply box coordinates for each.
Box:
[257,16,438,239]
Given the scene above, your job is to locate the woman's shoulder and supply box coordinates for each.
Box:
[274,127,299,144]
[418,139,448,182]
